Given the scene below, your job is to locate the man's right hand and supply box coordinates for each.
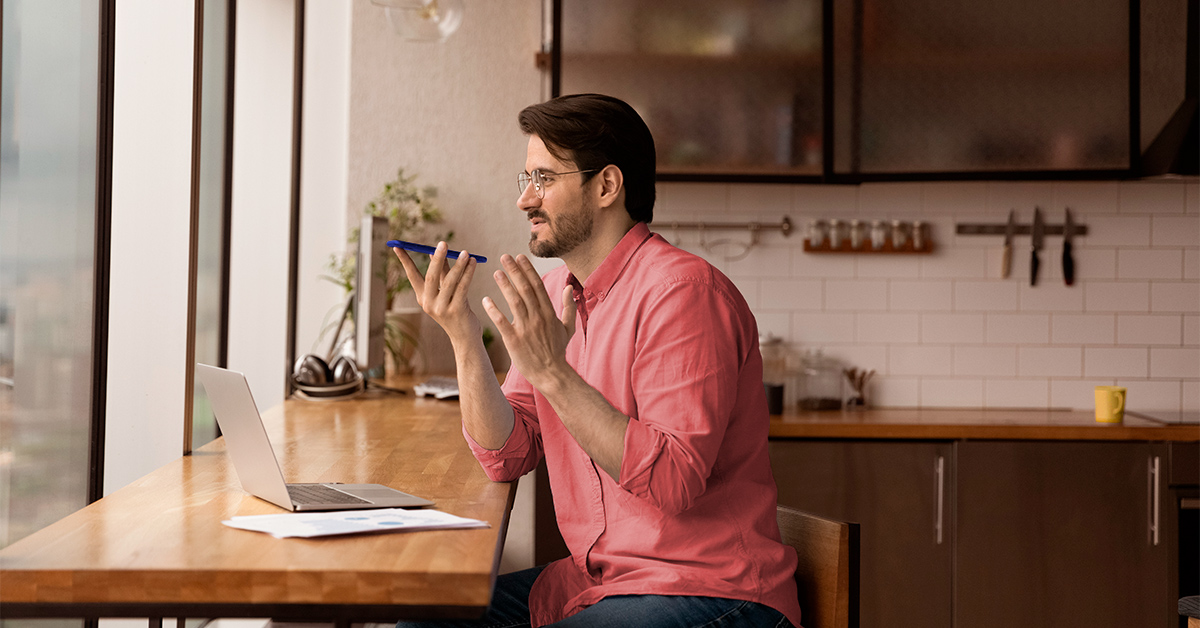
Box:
[393,241,481,348]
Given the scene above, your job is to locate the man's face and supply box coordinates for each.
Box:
[520,135,595,259]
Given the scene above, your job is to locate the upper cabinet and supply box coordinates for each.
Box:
[557,0,826,179]
[553,0,1145,182]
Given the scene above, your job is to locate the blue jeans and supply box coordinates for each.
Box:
[395,565,793,628]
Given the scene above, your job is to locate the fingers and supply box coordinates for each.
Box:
[393,248,426,301]
[500,254,554,312]
[560,285,577,339]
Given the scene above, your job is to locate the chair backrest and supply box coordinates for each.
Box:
[777,505,860,628]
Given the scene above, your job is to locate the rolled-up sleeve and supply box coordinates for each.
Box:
[616,279,747,515]
[463,364,545,482]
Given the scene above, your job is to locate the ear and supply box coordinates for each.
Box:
[593,164,624,209]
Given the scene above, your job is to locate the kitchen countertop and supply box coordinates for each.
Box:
[769,407,1200,441]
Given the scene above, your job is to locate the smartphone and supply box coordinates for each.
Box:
[387,240,487,263]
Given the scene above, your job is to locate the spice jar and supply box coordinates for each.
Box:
[798,350,843,411]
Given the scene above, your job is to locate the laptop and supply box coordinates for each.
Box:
[196,363,434,512]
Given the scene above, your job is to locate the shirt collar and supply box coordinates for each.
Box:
[570,222,653,301]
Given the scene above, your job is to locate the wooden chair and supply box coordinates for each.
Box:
[777,505,860,628]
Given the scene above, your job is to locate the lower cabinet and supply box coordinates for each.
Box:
[769,441,954,628]
[770,439,1177,628]
[955,441,1173,628]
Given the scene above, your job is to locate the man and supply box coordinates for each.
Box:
[394,94,801,628]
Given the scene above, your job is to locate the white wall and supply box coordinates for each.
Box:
[227,0,297,407]
[105,0,196,495]
[296,0,351,361]
[654,180,1199,414]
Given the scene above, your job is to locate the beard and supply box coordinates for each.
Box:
[528,201,594,258]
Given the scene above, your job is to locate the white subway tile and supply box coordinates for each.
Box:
[1071,248,1118,280]
[727,244,792,278]
[921,378,984,407]
[872,376,921,407]
[1117,249,1183,280]
[1118,181,1188,214]
[731,277,760,307]
[890,346,954,376]
[1188,183,1200,213]
[987,313,1050,344]
[856,254,921,278]
[1185,315,1199,346]
[1117,314,1183,346]
[859,183,923,215]
[820,345,887,374]
[792,252,857,278]
[1186,249,1199,280]
[1116,380,1182,412]
[923,181,989,214]
[857,312,920,343]
[792,312,857,344]
[1151,347,1200,378]
[793,185,858,215]
[759,279,823,311]
[987,182,1054,215]
[890,281,953,311]
[1151,215,1200,246]
[754,311,791,341]
[921,247,989,279]
[1151,282,1200,313]
[1083,215,1151,246]
[1050,379,1117,411]
[1019,283,1085,312]
[954,346,1017,377]
[922,313,986,344]
[658,183,729,215]
[985,379,1049,409]
[1085,281,1150,312]
[826,280,888,311]
[1052,314,1116,345]
[1084,347,1149,378]
[1184,381,1199,411]
[1019,347,1083,377]
[1054,182,1120,214]
[728,183,792,215]
[955,280,1019,312]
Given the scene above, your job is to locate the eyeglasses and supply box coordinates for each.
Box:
[517,168,599,199]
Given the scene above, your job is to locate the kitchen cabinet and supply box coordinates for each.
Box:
[829,0,1131,176]
[554,0,1135,180]
[557,0,824,178]
[770,437,1178,628]
[769,440,954,628]
[956,441,1174,628]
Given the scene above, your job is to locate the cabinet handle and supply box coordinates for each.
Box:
[1149,456,1161,546]
[935,455,945,545]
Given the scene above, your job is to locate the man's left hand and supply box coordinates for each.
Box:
[482,254,577,391]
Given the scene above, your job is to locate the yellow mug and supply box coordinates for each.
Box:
[1094,386,1126,423]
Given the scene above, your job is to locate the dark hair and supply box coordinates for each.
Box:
[518,93,656,223]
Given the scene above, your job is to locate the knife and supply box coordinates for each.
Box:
[1062,209,1076,286]
[1001,210,1016,279]
[1030,208,1045,286]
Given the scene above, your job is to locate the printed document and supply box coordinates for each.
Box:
[223,508,488,539]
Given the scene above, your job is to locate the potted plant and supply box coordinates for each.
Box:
[323,168,451,375]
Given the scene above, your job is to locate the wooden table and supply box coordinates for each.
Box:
[0,384,516,624]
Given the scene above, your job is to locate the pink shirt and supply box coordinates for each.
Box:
[465,223,801,627]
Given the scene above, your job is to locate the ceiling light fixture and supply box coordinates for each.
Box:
[371,0,463,42]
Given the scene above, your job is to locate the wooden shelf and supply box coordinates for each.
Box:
[803,238,935,254]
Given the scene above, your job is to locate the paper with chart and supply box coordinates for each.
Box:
[222,508,489,539]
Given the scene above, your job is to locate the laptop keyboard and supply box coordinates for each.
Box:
[287,484,371,505]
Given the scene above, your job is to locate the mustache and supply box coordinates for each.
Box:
[527,210,549,222]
